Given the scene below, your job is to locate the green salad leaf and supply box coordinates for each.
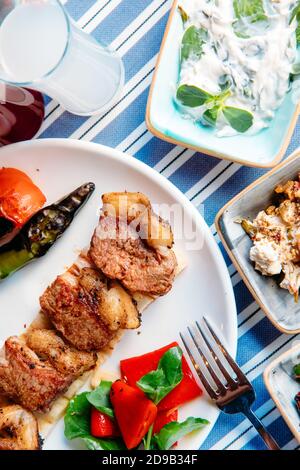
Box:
[181,25,207,62]
[137,346,183,404]
[64,392,91,440]
[222,106,253,133]
[83,436,125,450]
[176,84,213,107]
[87,381,114,418]
[153,417,210,450]
[64,382,124,450]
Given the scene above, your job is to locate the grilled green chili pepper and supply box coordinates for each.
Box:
[0,182,95,280]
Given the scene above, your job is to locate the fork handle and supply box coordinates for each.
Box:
[243,407,280,450]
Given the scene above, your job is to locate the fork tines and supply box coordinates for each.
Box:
[180,318,246,400]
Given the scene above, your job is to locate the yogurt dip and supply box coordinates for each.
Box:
[176,0,300,136]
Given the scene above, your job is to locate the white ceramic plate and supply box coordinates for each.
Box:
[0,139,237,450]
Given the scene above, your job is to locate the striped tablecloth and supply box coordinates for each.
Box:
[40,0,299,451]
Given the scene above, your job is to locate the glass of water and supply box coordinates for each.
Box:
[0,0,125,116]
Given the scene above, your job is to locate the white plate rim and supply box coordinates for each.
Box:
[0,138,237,449]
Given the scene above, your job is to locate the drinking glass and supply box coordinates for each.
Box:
[0,0,125,116]
[0,84,44,145]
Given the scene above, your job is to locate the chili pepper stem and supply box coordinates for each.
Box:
[144,424,154,450]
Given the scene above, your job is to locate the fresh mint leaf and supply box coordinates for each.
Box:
[87,381,114,418]
[202,106,220,127]
[181,25,207,62]
[222,106,253,132]
[178,5,188,24]
[137,346,183,404]
[176,84,213,107]
[83,436,125,450]
[233,0,267,23]
[153,417,210,450]
[64,392,91,440]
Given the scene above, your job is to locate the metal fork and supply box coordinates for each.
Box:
[180,318,280,450]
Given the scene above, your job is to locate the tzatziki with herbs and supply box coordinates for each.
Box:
[176,0,300,137]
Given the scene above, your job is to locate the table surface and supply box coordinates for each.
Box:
[40,0,300,450]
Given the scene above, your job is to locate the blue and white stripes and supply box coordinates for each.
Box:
[40,0,300,450]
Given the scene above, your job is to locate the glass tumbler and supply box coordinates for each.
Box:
[0,0,125,116]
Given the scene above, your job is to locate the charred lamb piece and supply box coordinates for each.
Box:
[40,261,140,352]
[0,332,96,412]
[89,192,177,297]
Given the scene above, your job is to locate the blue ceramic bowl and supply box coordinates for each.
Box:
[146,0,300,168]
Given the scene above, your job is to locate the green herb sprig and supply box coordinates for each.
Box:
[176,84,253,133]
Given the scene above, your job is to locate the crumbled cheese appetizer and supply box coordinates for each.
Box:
[241,174,300,300]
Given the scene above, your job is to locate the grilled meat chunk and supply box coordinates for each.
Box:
[0,332,96,412]
[40,264,140,352]
[25,329,97,377]
[0,404,40,450]
[0,337,70,412]
[89,215,177,296]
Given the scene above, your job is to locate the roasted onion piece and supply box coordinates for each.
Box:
[101,192,174,249]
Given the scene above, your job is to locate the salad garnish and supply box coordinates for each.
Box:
[64,344,208,450]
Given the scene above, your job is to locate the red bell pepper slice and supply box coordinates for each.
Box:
[0,167,46,227]
[110,380,157,449]
[120,342,202,411]
[153,409,178,434]
[90,408,120,438]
